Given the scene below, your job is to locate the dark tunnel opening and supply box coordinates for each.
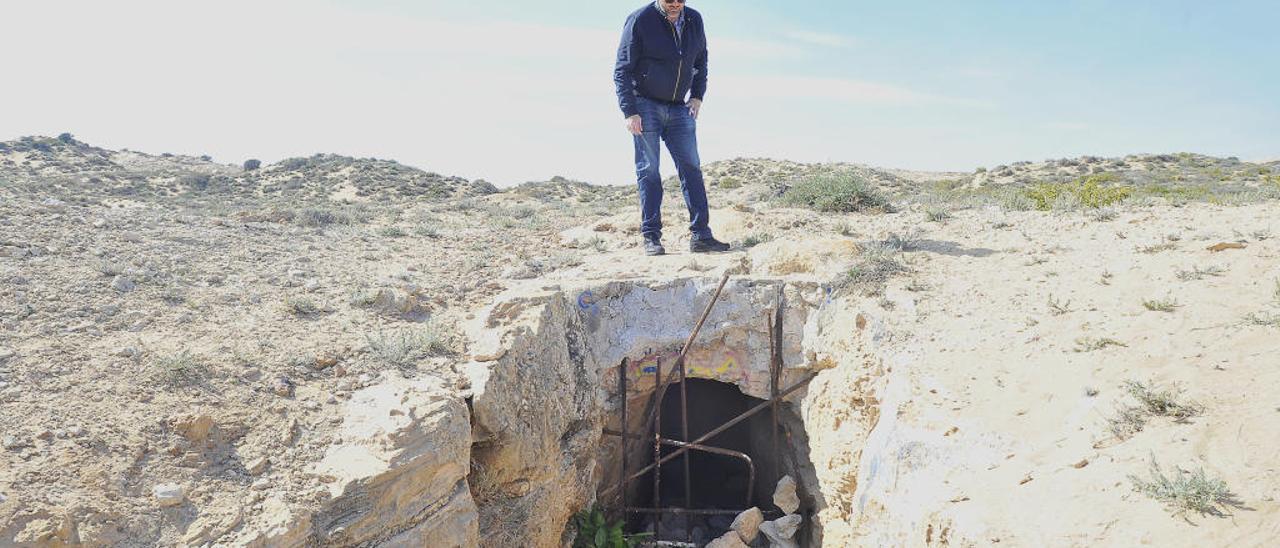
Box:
[626,378,795,543]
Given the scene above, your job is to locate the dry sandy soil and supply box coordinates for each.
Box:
[1,135,1279,546]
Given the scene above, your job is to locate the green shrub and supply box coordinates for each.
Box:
[717,176,742,189]
[780,172,890,213]
[1130,457,1239,518]
[1025,174,1131,210]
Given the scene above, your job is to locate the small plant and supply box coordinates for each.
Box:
[779,172,891,213]
[1142,297,1180,312]
[1176,264,1226,281]
[1250,229,1272,241]
[1089,208,1118,222]
[741,232,774,248]
[295,207,354,227]
[1047,295,1073,316]
[414,224,441,238]
[835,222,856,237]
[572,507,649,548]
[97,260,127,277]
[1272,278,1280,305]
[1123,380,1203,421]
[925,206,952,223]
[1129,457,1239,518]
[283,296,326,316]
[365,325,454,368]
[717,175,742,189]
[378,226,407,238]
[152,350,208,386]
[1106,404,1148,440]
[1242,311,1280,328]
[1139,241,1178,254]
[1074,337,1126,352]
[1100,270,1114,286]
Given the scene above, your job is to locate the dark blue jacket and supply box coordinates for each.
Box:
[613,4,708,118]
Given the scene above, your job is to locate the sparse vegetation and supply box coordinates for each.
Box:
[1176,264,1226,281]
[378,226,408,238]
[243,159,261,171]
[1047,295,1073,315]
[741,232,774,248]
[841,244,908,295]
[151,350,208,386]
[283,295,327,316]
[1242,311,1280,328]
[1142,297,1180,312]
[1123,380,1204,421]
[365,325,455,368]
[779,172,891,213]
[717,175,742,189]
[1130,457,1239,518]
[1074,336,1126,352]
[925,206,952,223]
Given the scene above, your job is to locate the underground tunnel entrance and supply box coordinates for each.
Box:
[614,378,813,545]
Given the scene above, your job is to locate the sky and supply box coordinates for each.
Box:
[2,0,1277,187]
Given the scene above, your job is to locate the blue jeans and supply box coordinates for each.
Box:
[633,95,713,242]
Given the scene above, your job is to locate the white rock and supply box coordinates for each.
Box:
[706,530,750,548]
[773,475,799,514]
[153,483,185,507]
[730,507,763,543]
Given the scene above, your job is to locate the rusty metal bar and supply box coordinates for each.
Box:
[652,357,662,539]
[620,507,755,516]
[677,356,692,542]
[601,371,819,499]
[618,358,628,511]
[603,429,756,506]
[768,284,778,486]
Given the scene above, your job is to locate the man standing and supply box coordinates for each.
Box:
[614,0,730,256]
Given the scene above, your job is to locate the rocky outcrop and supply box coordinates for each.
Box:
[232,376,478,547]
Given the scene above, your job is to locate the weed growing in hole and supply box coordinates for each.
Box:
[1142,297,1180,312]
[1074,337,1127,352]
[779,172,892,213]
[572,507,651,548]
[1047,294,1073,316]
[1129,457,1240,518]
[741,232,774,248]
[1123,380,1204,421]
[1176,264,1226,281]
[1100,270,1114,286]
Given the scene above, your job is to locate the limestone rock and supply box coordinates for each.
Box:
[153,483,185,507]
[730,506,763,543]
[760,514,803,548]
[707,530,750,548]
[236,376,478,546]
[773,475,799,514]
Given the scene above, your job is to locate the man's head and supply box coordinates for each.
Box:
[658,0,684,22]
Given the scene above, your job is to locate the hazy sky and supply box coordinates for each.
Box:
[3,0,1277,186]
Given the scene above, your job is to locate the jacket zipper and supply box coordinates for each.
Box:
[668,21,683,101]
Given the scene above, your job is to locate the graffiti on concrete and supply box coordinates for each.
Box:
[627,345,749,384]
